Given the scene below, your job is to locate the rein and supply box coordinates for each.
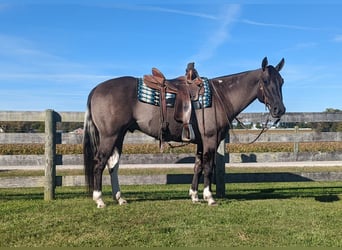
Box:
[211,77,279,144]
[234,115,280,144]
[234,79,270,144]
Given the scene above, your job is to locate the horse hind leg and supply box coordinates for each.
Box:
[203,187,216,206]
[92,137,117,208]
[107,148,127,205]
[93,152,108,208]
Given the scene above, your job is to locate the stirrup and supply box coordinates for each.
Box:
[182,124,195,142]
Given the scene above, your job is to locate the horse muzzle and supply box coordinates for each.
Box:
[270,104,286,118]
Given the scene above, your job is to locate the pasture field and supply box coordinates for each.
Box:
[1,182,341,247]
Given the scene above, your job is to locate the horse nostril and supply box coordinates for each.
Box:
[273,107,278,114]
[273,106,285,117]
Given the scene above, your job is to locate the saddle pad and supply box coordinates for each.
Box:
[137,77,212,109]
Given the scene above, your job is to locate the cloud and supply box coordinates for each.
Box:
[280,42,318,53]
[191,4,240,62]
[241,19,319,31]
[0,3,10,11]
[0,34,63,64]
[0,72,111,82]
[105,4,240,64]
[294,42,317,49]
[333,34,342,42]
[140,6,218,20]
[105,3,218,20]
[0,33,114,83]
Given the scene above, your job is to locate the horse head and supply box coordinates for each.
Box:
[257,57,286,118]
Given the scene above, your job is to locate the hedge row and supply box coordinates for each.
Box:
[0,142,341,155]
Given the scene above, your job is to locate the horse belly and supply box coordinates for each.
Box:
[134,102,184,142]
[134,103,161,138]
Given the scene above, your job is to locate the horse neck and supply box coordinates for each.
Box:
[213,69,261,120]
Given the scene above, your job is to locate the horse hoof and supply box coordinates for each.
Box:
[189,188,200,203]
[191,199,201,204]
[208,201,218,206]
[97,203,106,208]
[207,198,218,206]
[118,198,127,205]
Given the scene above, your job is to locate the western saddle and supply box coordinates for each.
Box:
[143,63,203,144]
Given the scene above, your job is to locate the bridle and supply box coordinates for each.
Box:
[212,76,281,144]
[238,78,280,144]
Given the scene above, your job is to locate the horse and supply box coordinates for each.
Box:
[83,57,285,207]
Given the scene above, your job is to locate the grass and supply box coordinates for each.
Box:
[1,165,342,178]
[1,182,342,247]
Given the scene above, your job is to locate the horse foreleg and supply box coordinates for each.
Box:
[107,148,127,205]
[202,151,217,206]
[189,153,203,203]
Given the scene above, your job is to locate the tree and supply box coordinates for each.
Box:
[325,108,341,112]
[311,108,342,132]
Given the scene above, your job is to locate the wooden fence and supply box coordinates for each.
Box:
[1,110,342,200]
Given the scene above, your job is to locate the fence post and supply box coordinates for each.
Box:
[294,125,299,160]
[215,132,229,198]
[44,109,56,201]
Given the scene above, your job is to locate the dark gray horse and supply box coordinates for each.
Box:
[83,57,285,207]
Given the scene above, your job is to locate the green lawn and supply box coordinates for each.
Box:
[1,182,341,247]
[1,165,342,178]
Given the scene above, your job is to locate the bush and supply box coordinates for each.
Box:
[0,142,341,155]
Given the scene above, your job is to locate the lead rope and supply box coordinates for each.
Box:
[244,79,270,144]
[235,115,270,144]
[235,114,281,144]
[211,78,277,144]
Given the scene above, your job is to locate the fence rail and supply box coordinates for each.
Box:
[1,110,342,200]
[1,130,342,144]
[237,112,342,123]
[2,111,342,122]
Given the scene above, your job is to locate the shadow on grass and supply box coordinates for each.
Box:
[1,183,341,203]
[0,187,87,201]
[226,187,341,203]
[314,195,340,202]
[0,189,44,201]
[102,185,341,204]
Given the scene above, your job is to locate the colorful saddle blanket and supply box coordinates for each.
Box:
[137,77,212,109]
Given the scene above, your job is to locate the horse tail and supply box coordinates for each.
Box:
[83,90,99,194]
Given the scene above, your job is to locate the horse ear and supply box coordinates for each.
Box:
[275,58,285,72]
[262,57,268,71]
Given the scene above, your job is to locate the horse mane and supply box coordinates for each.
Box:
[210,69,260,89]
[211,69,257,82]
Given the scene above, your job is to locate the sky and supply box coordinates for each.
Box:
[0,1,341,113]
